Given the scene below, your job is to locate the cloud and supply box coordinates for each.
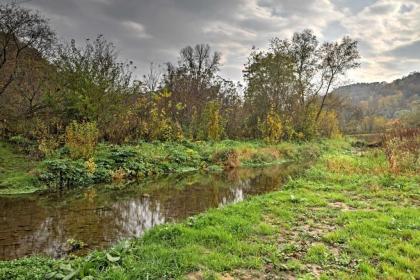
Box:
[387,40,420,59]
[122,21,150,39]
[20,0,420,84]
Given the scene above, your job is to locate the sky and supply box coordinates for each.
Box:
[16,0,420,84]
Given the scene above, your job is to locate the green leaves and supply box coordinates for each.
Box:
[45,264,79,280]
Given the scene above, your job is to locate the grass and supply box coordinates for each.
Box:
[0,141,41,195]
[1,138,418,279]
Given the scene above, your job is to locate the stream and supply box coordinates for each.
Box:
[0,163,301,260]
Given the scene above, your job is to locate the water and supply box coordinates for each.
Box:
[0,163,300,260]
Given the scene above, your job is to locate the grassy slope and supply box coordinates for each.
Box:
[1,139,418,279]
[0,142,41,195]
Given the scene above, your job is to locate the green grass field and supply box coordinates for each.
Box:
[1,139,418,279]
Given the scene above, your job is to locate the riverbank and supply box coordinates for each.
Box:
[0,142,41,195]
[1,139,418,279]
[0,139,320,195]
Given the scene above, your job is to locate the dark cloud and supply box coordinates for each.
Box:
[14,0,420,83]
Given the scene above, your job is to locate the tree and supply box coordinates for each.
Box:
[271,29,319,106]
[259,107,283,144]
[200,101,224,141]
[244,30,360,139]
[0,2,55,96]
[243,48,296,137]
[165,45,220,114]
[316,36,360,120]
[142,62,162,93]
[53,35,139,131]
[176,44,220,81]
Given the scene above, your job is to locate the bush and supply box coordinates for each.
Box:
[65,121,99,159]
[247,153,276,165]
[200,101,224,141]
[383,128,420,173]
[9,135,33,147]
[298,145,321,161]
[259,108,283,144]
[212,149,240,169]
[317,111,341,138]
[40,159,92,188]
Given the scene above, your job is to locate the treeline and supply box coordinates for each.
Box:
[334,72,420,134]
[1,3,360,156]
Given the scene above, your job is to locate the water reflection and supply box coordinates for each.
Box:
[0,163,300,260]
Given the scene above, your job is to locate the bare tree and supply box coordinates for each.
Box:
[316,36,360,120]
[142,62,162,92]
[164,43,222,126]
[173,43,221,83]
[0,2,55,96]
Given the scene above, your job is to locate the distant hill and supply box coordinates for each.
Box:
[333,72,420,133]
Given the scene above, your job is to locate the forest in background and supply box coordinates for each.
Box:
[335,72,420,134]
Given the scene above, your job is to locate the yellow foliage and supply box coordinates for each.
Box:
[206,102,223,141]
[259,108,283,144]
[65,121,99,159]
[146,90,184,141]
[111,168,126,182]
[317,111,341,138]
[198,101,224,141]
[301,104,318,140]
[85,158,96,174]
[38,137,61,157]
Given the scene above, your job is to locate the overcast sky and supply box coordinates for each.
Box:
[19,0,420,84]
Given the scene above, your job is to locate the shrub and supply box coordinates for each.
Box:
[85,158,96,174]
[299,145,321,161]
[200,101,224,141]
[383,128,420,173]
[65,121,99,159]
[38,137,61,157]
[259,108,283,144]
[9,135,33,147]
[300,104,318,140]
[212,149,240,169]
[317,111,341,138]
[247,153,276,165]
[277,143,298,159]
[40,159,92,188]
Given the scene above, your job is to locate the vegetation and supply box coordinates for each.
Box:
[1,3,359,152]
[1,138,418,279]
[0,141,41,195]
[0,3,363,195]
[334,72,420,134]
[65,121,99,160]
[0,139,320,193]
[0,3,419,280]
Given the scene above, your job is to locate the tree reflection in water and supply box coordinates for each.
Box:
[0,163,301,260]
